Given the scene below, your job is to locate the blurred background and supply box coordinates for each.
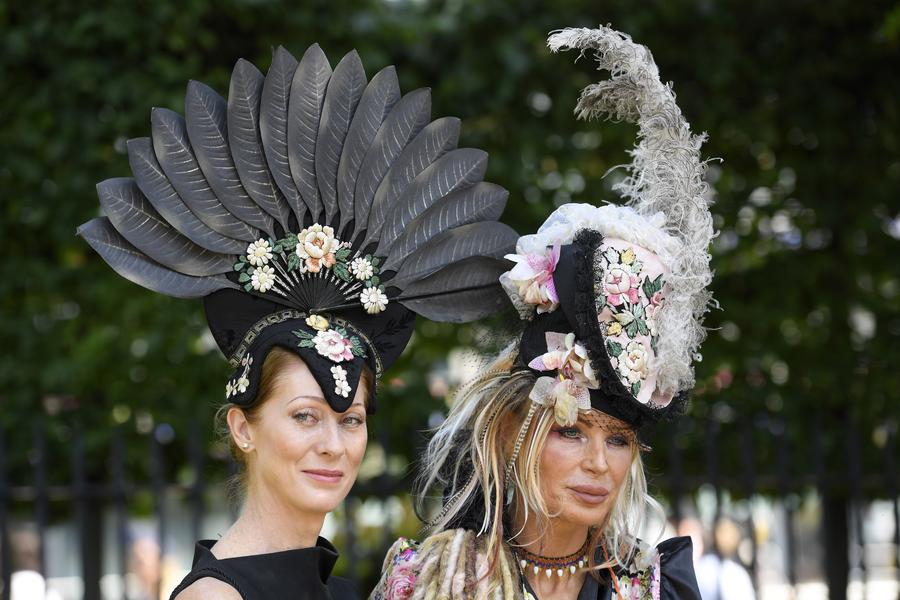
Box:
[2,0,899,598]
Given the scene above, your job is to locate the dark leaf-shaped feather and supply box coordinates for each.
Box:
[78,217,238,298]
[151,107,257,242]
[128,137,246,254]
[261,46,306,225]
[354,88,431,242]
[316,50,366,226]
[365,117,460,243]
[336,65,400,235]
[228,59,292,230]
[389,221,518,288]
[382,182,509,271]
[288,43,332,223]
[96,178,235,276]
[185,80,274,236]
[374,148,488,255]
[397,257,512,323]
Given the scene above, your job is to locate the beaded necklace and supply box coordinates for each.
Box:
[513,537,590,578]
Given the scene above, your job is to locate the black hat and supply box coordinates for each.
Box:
[79,44,518,412]
[499,27,717,429]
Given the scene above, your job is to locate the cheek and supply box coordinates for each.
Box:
[606,449,633,489]
[539,436,580,495]
[343,428,368,468]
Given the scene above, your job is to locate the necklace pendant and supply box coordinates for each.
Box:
[545,568,552,578]
[557,568,563,577]
[520,559,527,569]
[533,565,540,575]
[570,565,577,574]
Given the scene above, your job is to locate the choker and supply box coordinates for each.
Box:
[513,537,590,578]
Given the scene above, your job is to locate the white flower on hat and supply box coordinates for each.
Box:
[360,286,388,314]
[251,266,276,292]
[236,376,250,394]
[331,365,351,398]
[314,329,354,362]
[350,257,374,281]
[246,239,273,266]
[295,224,340,273]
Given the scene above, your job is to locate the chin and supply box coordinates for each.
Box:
[291,482,350,514]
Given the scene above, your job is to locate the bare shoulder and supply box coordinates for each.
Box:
[173,577,243,600]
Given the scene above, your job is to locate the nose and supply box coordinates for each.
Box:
[314,418,345,458]
[582,436,610,475]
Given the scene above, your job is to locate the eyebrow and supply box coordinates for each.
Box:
[286,395,365,410]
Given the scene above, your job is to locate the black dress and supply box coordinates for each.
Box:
[523,536,702,600]
[169,537,358,600]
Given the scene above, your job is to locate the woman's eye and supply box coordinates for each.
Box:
[556,427,582,440]
[607,434,630,447]
[342,415,365,427]
[293,412,316,424]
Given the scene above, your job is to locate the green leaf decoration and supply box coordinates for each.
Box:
[370,256,381,266]
[238,272,251,283]
[632,302,645,319]
[333,263,351,282]
[335,326,348,337]
[298,339,315,348]
[335,247,352,261]
[631,380,642,397]
[243,282,254,292]
[637,318,650,336]
[606,339,623,357]
[233,261,244,272]
[238,255,247,263]
[642,274,663,299]
[651,335,659,354]
[281,233,298,248]
[369,275,380,286]
[625,320,640,338]
[287,253,301,271]
[293,329,314,341]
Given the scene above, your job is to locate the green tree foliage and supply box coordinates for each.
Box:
[2,0,898,501]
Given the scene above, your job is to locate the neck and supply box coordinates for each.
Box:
[512,511,590,558]
[214,483,325,558]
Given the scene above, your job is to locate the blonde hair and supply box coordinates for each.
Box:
[414,344,663,579]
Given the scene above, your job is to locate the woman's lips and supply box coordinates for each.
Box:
[569,484,610,504]
[302,469,344,483]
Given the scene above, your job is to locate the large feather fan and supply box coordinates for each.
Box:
[78,44,517,323]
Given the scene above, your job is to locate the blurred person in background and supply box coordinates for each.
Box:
[696,519,756,600]
[78,26,517,599]
[373,25,717,600]
[9,529,62,600]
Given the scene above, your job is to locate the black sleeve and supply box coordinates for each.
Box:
[658,536,702,600]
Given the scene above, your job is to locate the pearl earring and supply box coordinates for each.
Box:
[242,442,250,449]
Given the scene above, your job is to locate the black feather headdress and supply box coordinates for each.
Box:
[78,44,518,412]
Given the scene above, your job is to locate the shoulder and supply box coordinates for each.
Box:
[372,531,478,600]
[172,576,243,600]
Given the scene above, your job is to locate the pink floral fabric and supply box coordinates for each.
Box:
[372,538,420,600]
[596,238,672,406]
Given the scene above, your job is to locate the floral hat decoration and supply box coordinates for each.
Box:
[78,44,518,413]
[502,26,717,429]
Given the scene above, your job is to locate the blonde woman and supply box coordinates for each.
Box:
[373,26,715,600]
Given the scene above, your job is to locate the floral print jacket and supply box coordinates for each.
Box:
[370,532,701,600]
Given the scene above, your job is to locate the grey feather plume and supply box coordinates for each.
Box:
[397,257,512,323]
[363,116,460,245]
[316,50,366,226]
[96,178,234,276]
[261,46,305,226]
[382,182,508,271]
[355,88,432,243]
[374,148,488,256]
[185,80,274,236]
[336,65,400,236]
[288,43,332,223]
[77,217,238,298]
[127,137,246,254]
[151,107,257,242]
[390,221,518,288]
[228,59,293,230]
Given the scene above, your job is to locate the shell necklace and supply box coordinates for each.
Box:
[514,537,591,578]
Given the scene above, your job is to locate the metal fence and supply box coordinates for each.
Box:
[0,413,898,600]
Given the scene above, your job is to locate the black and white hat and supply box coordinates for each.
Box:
[79,44,518,413]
